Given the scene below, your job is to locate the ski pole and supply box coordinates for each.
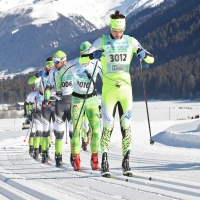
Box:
[23,116,34,142]
[23,124,31,142]
[139,59,154,145]
[73,60,99,135]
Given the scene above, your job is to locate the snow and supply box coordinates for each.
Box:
[0,100,200,199]
[0,0,165,28]
[0,68,35,80]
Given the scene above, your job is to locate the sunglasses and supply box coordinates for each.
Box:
[54,61,60,65]
[111,28,125,33]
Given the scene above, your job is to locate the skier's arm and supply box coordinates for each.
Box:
[79,38,101,64]
[131,37,154,64]
[28,70,46,84]
[55,71,62,92]
[28,75,38,84]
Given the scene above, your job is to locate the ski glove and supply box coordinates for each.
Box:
[93,50,104,59]
[38,70,46,78]
[136,48,146,59]
[55,91,63,101]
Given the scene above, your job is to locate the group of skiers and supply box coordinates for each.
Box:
[24,10,154,177]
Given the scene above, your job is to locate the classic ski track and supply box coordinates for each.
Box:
[108,146,200,183]
[0,177,38,200]
[80,148,200,199]
[1,138,200,199]
[42,155,200,200]
[0,153,180,200]
[2,154,131,200]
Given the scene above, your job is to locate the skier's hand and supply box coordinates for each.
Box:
[93,50,104,59]
[38,70,46,78]
[136,48,146,59]
[43,100,51,108]
[55,91,63,101]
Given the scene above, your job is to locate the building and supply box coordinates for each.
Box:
[14,102,24,111]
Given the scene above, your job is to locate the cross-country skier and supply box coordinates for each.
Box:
[70,41,102,171]
[24,93,36,157]
[40,58,59,164]
[26,78,44,161]
[28,58,55,163]
[52,50,73,167]
[79,10,154,177]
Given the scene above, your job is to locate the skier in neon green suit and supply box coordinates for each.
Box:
[79,10,154,177]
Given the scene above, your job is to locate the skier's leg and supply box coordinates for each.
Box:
[49,101,55,147]
[33,111,43,160]
[118,85,133,175]
[29,117,35,157]
[100,85,118,175]
[71,97,84,171]
[85,96,101,170]
[81,113,89,151]
[54,100,66,167]
[41,104,51,163]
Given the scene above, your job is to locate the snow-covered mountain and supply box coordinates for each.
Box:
[0,68,35,80]
[0,0,165,29]
[0,0,174,74]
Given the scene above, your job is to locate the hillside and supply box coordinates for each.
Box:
[0,0,200,103]
[126,0,200,100]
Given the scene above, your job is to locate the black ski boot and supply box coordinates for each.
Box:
[122,151,133,177]
[55,154,63,168]
[39,145,42,156]
[29,145,34,157]
[70,153,74,167]
[41,151,48,164]
[101,153,110,177]
[33,148,39,161]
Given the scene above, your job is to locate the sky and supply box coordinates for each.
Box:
[0,0,165,28]
[0,100,200,199]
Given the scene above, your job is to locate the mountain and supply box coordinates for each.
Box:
[125,0,200,100]
[0,0,167,73]
[2,0,199,103]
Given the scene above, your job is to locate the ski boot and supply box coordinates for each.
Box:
[29,145,34,157]
[73,154,81,171]
[101,153,110,177]
[122,152,133,177]
[82,138,88,151]
[70,153,74,167]
[91,153,100,170]
[33,148,39,161]
[41,151,48,164]
[55,154,63,168]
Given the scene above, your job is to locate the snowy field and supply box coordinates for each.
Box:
[0,100,200,200]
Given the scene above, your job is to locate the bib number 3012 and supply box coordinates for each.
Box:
[109,53,127,62]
